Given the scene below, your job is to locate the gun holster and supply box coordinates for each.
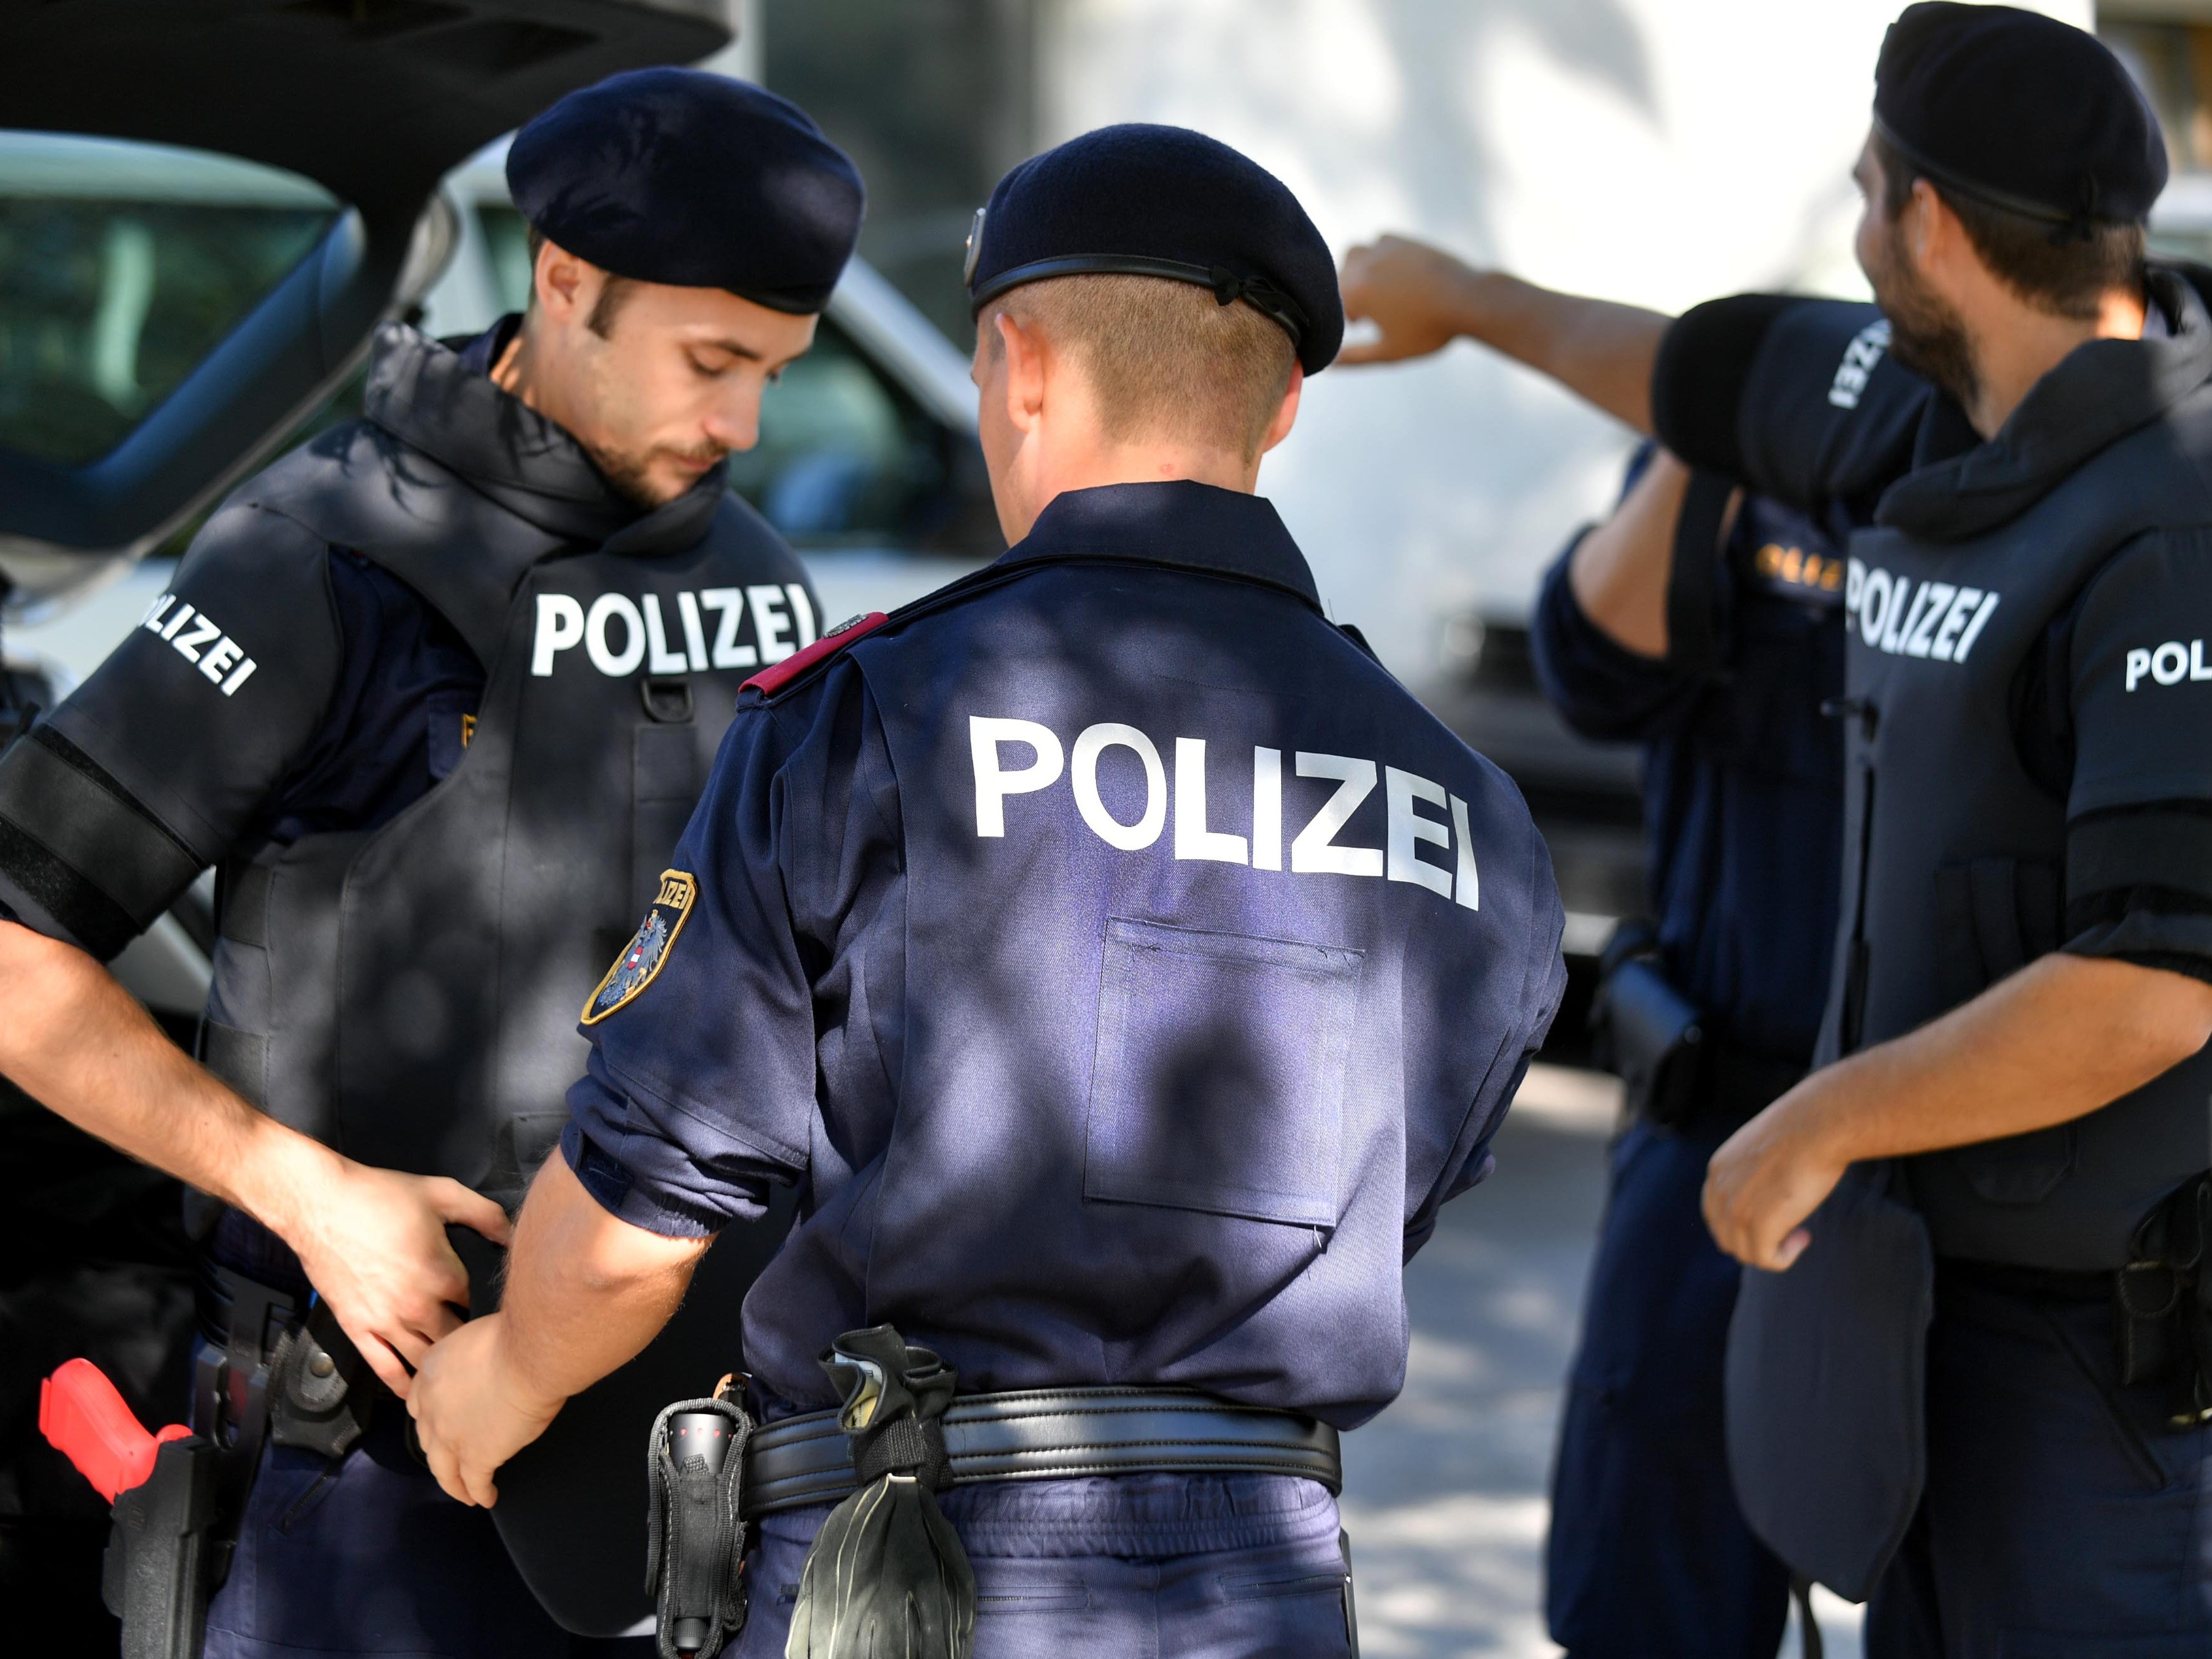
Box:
[645,1394,754,1658]
[104,1435,221,1659]
[1591,923,1706,1129]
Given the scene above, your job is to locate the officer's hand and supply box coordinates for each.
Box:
[409,1312,562,1508]
[1338,234,1482,365]
[286,1156,513,1400]
[1701,1090,1848,1271]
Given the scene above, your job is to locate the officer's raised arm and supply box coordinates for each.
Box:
[0,505,509,1394]
[1338,234,1668,431]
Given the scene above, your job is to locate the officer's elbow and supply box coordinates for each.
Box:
[0,919,104,1073]
[2095,957,2212,1076]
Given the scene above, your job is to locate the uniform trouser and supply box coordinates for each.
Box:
[1545,1117,1791,1659]
[1866,1264,2212,1658]
[197,1370,649,1659]
[726,1472,1354,1659]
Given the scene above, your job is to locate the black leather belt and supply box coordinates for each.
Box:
[741,1386,1342,1519]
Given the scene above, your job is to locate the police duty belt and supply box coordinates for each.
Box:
[739,1385,1342,1519]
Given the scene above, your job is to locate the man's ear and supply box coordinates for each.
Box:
[995,309,1047,436]
[1905,177,1949,269]
[534,238,593,326]
[1260,363,1304,456]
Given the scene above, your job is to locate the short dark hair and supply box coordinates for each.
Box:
[523,223,634,338]
[1871,129,2145,321]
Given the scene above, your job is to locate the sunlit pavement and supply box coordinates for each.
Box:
[1339,1064,1866,1659]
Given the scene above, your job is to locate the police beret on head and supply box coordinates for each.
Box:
[1873,2,2167,229]
[964,123,1344,375]
[508,68,864,314]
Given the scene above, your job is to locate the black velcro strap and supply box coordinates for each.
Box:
[853,1415,952,1491]
[200,1020,270,1107]
[1650,294,1800,479]
[0,728,203,937]
[2068,809,2212,911]
[0,815,137,961]
[1665,470,1736,678]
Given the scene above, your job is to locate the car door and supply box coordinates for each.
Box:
[0,3,730,1643]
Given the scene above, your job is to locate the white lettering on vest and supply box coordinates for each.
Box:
[529,585,821,676]
[642,595,688,675]
[676,591,710,671]
[140,593,259,696]
[702,588,755,670]
[586,594,646,676]
[532,595,584,675]
[2126,640,2212,690]
[748,586,795,664]
[1844,564,2002,664]
[1828,319,1891,409]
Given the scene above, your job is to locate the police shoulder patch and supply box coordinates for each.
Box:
[582,870,697,1025]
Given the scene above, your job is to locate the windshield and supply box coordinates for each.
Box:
[0,133,341,468]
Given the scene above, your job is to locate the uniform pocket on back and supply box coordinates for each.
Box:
[1083,918,1363,1229]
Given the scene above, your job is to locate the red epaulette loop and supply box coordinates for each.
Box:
[741,611,890,698]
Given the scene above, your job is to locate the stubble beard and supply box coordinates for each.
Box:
[1869,235,1980,414]
[585,438,729,510]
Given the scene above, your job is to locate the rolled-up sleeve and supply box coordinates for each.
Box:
[2060,528,2212,983]
[562,667,879,1234]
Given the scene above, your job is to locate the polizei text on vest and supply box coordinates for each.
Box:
[530,584,818,676]
[1844,559,2000,662]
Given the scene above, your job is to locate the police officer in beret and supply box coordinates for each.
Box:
[1350,3,2212,1647]
[0,69,861,1658]
[1338,223,1846,1651]
[410,122,1568,1659]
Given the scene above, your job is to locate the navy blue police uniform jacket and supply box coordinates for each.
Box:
[563,480,1568,1430]
[1530,469,1845,1064]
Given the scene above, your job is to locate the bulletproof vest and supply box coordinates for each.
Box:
[199,326,817,1201]
[1823,271,2212,1270]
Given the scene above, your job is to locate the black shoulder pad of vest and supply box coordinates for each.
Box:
[741,612,891,702]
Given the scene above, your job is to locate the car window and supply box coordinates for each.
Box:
[475,201,965,548]
[726,319,959,544]
[0,134,342,469]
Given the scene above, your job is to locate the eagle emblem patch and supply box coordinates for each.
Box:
[582,870,697,1025]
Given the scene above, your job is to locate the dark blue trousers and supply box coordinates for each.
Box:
[1546,1119,1791,1659]
[1867,1265,2212,1657]
[729,1473,1354,1659]
[198,1386,647,1659]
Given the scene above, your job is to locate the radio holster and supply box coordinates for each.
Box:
[2116,1173,2212,1427]
[1591,921,1705,1129]
[645,1393,754,1658]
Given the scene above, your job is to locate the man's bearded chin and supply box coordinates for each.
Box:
[588,440,730,508]
[1871,242,1979,413]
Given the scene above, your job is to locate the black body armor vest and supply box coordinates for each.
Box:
[198,325,818,1204]
[1823,271,2212,1270]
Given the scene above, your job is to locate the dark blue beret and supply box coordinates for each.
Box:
[964,124,1343,375]
[1874,3,2167,229]
[508,69,864,314]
